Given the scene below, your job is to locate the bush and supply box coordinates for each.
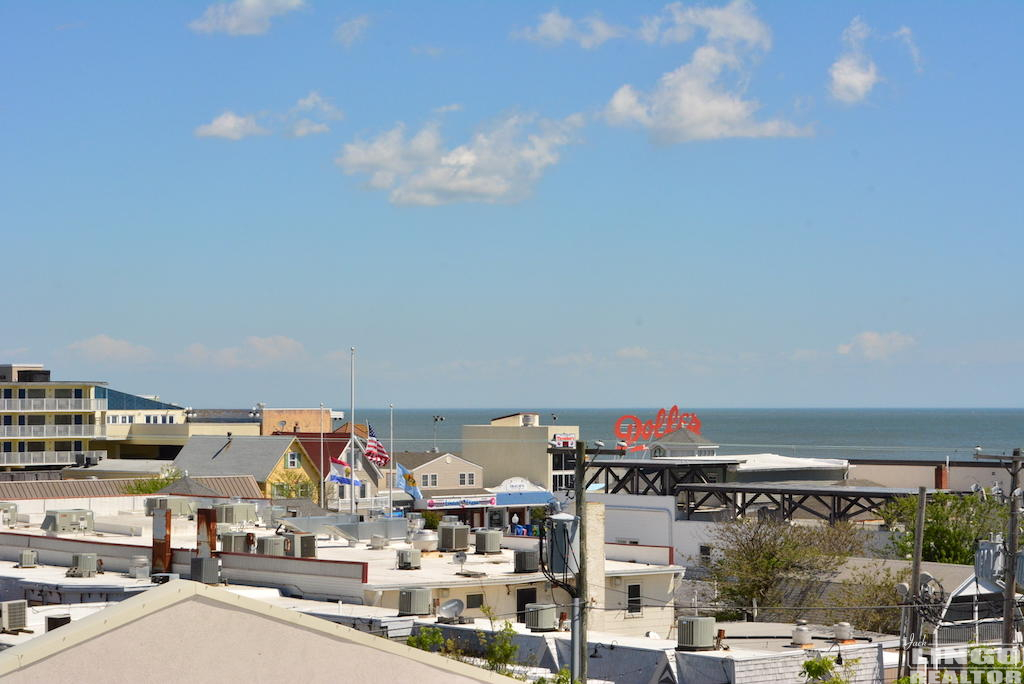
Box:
[121,468,183,495]
[422,511,442,530]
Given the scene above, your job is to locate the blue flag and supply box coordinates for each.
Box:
[397,462,422,500]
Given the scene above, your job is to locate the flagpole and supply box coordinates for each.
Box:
[389,402,394,516]
[319,401,325,510]
[350,346,356,516]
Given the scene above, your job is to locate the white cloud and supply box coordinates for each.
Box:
[434,103,463,114]
[335,15,370,48]
[546,351,598,367]
[180,336,305,368]
[294,91,343,120]
[194,111,269,140]
[337,112,583,205]
[291,119,330,137]
[604,1,808,143]
[893,26,923,72]
[516,9,624,49]
[67,334,152,364]
[189,0,303,36]
[411,45,445,58]
[829,17,879,104]
[837,331,915,360]
[616,346,650,360]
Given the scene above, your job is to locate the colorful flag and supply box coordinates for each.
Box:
[397,462,422,500]
[364,424,390,467]
[327,454,361,487]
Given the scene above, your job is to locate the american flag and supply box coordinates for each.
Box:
[364,424,390,467]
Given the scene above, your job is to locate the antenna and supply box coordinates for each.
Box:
[438,598,465,619]
[454,551,467,573]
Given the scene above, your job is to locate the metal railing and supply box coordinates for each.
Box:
[0,450,106,466]
[932,621,1004,647]
[0,398,107,412]
[0,425,104,438]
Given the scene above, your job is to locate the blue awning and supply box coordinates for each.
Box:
[494,491,555,507]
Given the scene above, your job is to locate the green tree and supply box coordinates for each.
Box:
[879,492,1008,564]
[421,511,442,530]
[121,468,183,495]
[827,561,909,634]
[800,654,859,684]
[704,518,864,616]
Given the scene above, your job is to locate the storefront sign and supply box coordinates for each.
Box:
[426,496,497,509]
[614,405,701,452]
[553,433,576,448]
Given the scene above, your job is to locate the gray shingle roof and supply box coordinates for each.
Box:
[173,435,296,481]
[155,475,222,497]
[395,452,474,471]
[0,476,264,499]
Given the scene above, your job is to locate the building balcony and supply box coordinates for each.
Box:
[0,450,106,466]
[0,398,107,412]
[0,425,105,438]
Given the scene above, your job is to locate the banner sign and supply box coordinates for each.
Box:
[426,496,497,509]
[614,405,701,452]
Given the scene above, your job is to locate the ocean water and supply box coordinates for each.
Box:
[350,408,1024,462]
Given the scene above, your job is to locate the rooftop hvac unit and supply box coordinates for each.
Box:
[0,502,18,526]
[284,532,317,558]
[370,534,389,550]
[146,497,195,518]
[214,503,257,525]
[398,588,432,616]
[677,617,716,651]
[474,529,502,555]
[438,524,470,552]
[17,549,37,568]
[0,600,27,632]
[397,548,422,570]
[525,603,558,632]
[66,553,98,578]
[41,509,94,534]
[514,549,540,573]
[191,557,220,584]
[219,531,252,553]
[256,536,286,556]
[545,514,579,575]
[440,515,459,524]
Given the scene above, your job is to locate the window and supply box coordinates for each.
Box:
[285,452,301,469]
[167,415,174,424]
[359,483,367,498]
[699,545,712,565]
[127,415,134,424]
[1,443,10,453]
[297,483,311,498]
[552,474,574,491]
[467,593,484,609]
[120,415,129,424]
[627,584,642,615]
[466,472,475,486]
[423,473,438,488]
[271,483,288,497]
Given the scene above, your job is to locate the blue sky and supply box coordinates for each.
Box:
[2,1,1021,408]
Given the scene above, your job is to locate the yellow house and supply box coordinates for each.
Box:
[172,434,321,502]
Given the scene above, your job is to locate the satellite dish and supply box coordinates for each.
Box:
[438,598,465,619]
[453,551,467,566]
[895,582,910,599]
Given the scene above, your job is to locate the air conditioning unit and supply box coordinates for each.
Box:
[438,523,470,552]
[145,497,195,518]
[514,549,540,573]
[525,603,557,632]
[284,532,317,558]
[191,557,221,584]
[17,549,37,568]
[219,531,251,553]
[66,553,98,578]
[440,515,459,524]
[370,534,389,550]
[42,509,94,534]
[0,600,27,632]
[214,503,257,525]
[397,548,422,570]
[677,617,716,651]
[256,536,286,556]
[0,502,18,526]
[398,587,432,616]
[474,529,502,555]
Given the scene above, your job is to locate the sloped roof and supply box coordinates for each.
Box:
[105,388,183,411]
[0,580,509,683]
[173,434,297,481]
[651,428,718,448]
[396,451,475,471]
[0,475,264,500]
[154,475,222,497]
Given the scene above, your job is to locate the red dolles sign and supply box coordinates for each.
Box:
[614,405,701,451]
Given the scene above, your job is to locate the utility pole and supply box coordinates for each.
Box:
[901,485,927,680]
[975,447,1024,648]
[573,440,588,684]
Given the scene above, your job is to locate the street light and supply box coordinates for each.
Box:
[432,415,445,453]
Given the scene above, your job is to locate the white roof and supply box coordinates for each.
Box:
[730,453,848,472]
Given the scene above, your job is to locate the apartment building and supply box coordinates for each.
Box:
[0,363,108,468]
[462,413,580,492]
